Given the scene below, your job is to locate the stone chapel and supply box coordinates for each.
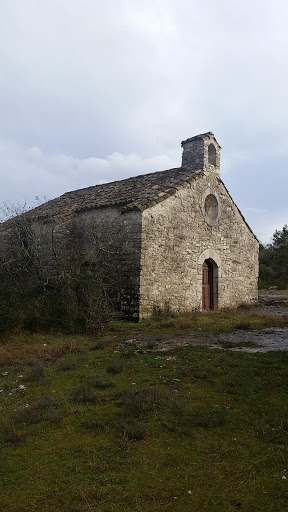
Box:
[0,132,259,320]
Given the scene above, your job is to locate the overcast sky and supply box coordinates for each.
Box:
[1,0,288,243]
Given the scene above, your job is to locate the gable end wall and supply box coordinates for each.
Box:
[139,173,259,318]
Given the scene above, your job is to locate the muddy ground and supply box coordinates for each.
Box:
[116,290,288,353]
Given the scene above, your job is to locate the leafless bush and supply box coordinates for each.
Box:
[119,420,147,441]
[0,203,124,333]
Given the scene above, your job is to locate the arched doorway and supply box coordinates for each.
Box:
[202,259,218,310]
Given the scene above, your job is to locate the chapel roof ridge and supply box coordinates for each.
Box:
[1,165,204,225]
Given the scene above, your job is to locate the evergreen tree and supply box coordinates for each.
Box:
[259,225,288,289]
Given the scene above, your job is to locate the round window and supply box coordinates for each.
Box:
[204,194,219,223]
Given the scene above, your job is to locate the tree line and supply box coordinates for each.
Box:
[259,225,288,289]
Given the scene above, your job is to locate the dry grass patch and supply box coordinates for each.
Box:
[0,333,87,366]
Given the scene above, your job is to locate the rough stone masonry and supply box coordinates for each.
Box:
[0,132,259,320]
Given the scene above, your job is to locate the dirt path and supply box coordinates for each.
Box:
[118,328,288,354]
[211,327,288,353]
[117,290,288,353]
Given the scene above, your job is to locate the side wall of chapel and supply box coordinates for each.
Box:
[70,206,142,320]
[0,206,143,321]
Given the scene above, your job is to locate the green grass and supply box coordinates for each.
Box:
[114,309,288,335]
[0,315,288,511]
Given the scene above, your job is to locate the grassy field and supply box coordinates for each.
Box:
[1,310,288,512]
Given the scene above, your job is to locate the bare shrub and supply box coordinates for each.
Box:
[80,416,106,431]
[71,385,99,404]
[23,363,45,382]
[0,422,24,444]
[188,404,228,428]
[10,395,53,426]
[0,206,123,334]
[120,420,147,441]
[106,361,124,375]
[90,340,106,351]
[121,346,137,358]
[84,376,114,389]
[44,410,63,423]
[56,358,77,371]
[122,387,160,417]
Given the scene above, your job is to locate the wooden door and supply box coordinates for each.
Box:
[202,260,213,310]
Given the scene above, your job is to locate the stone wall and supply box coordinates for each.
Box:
[0,206,143,321]
[139,172,259,318]
[70,206,142,320]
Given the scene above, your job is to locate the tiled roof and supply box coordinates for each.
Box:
[11,167,204,223]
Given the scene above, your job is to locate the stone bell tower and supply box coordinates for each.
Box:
[181,132,221,174]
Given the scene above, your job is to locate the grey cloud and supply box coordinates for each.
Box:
[0,137,179,205]
[0,0,287,243]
